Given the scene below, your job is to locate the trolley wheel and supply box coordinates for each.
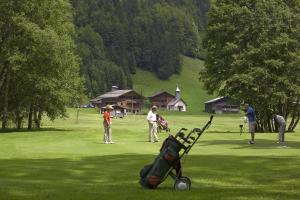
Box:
[174,177,191,191]
[180,176,191,186]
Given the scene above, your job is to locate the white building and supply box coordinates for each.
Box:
[167,85,187,112]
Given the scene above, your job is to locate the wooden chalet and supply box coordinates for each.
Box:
[148,91,175,108]
[90,86,145,114]
[149,85,187,112]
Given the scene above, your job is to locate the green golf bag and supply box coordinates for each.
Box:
[139,116,214,190]
[139,135,184,188]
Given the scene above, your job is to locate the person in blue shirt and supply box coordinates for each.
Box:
[245,103,256,144]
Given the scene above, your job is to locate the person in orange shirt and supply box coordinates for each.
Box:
[103,105,114,144]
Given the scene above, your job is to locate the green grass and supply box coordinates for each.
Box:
[132,56,214,114]
[0,109,300,200]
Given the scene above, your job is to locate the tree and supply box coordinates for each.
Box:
[201,0,300,132]
[0,0,84,130]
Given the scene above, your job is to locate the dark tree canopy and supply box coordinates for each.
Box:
[71,0,210,97]
[201,0,300,132]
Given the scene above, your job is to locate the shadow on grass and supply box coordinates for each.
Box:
[0,154,299,200]
[0,128,71,134]
[198,139,300,149]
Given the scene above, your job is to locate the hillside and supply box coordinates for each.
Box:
[72,0,210,97]
[132,56,215,114]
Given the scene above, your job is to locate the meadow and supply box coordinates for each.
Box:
[0,108,299,200]
[132,56,214,114]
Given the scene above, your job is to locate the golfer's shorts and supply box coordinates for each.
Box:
[248,122,256,133]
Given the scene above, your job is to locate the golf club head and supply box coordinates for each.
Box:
[178,132,185,138]
[190,136,196,140]
[182,128,188,131]
[193,128,201,132]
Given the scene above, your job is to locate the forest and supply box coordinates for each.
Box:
[72,0,210,97]
[0,0,210,130]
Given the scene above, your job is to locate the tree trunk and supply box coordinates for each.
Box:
[267,117,272,132]
[1,66,10,130]
[38,111,42,128]
[16,112,23,130]
[76,105,79,124]
[290,112,300,132]
[15,108,23,130]
[17,116,22,129]
[28,104,33,130]
[33,109,41,129]
[288,100,299,132]
[288,110,296,132]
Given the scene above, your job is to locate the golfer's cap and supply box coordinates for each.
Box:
[106,105,113,110]
[152,105,158,109]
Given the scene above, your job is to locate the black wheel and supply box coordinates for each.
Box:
[174,177,191,191]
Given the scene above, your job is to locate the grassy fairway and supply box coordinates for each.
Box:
[0,109,300,200]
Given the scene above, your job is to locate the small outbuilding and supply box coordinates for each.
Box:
[204,97,240,114]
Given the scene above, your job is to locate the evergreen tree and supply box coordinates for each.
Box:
[71,0,209,95]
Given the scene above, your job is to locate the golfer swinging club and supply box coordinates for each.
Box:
[244,103,256,144]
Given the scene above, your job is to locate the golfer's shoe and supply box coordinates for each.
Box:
[105,141,109,144]
[248,141,255,144]
[110,141,115,144]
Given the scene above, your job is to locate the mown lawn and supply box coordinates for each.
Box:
[0,109,299,200]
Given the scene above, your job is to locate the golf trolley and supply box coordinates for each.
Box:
[139,115,214,191]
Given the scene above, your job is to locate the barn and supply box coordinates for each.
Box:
[204,97,240,114]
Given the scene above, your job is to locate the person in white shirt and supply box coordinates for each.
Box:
[273,114,286,143]
[147,105,159,142]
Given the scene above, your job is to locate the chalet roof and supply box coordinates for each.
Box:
[148,91,175,98]
[204,96,227,104]
[90,89,144,103]
[99,89,132,98]
[101,104,127,109]
[167,98,187,106]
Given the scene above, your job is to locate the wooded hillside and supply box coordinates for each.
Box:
[71,0,210,97]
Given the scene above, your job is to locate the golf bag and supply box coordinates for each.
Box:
[157,115,170,132]
[139,135,183,188]
[139,115,214,190]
